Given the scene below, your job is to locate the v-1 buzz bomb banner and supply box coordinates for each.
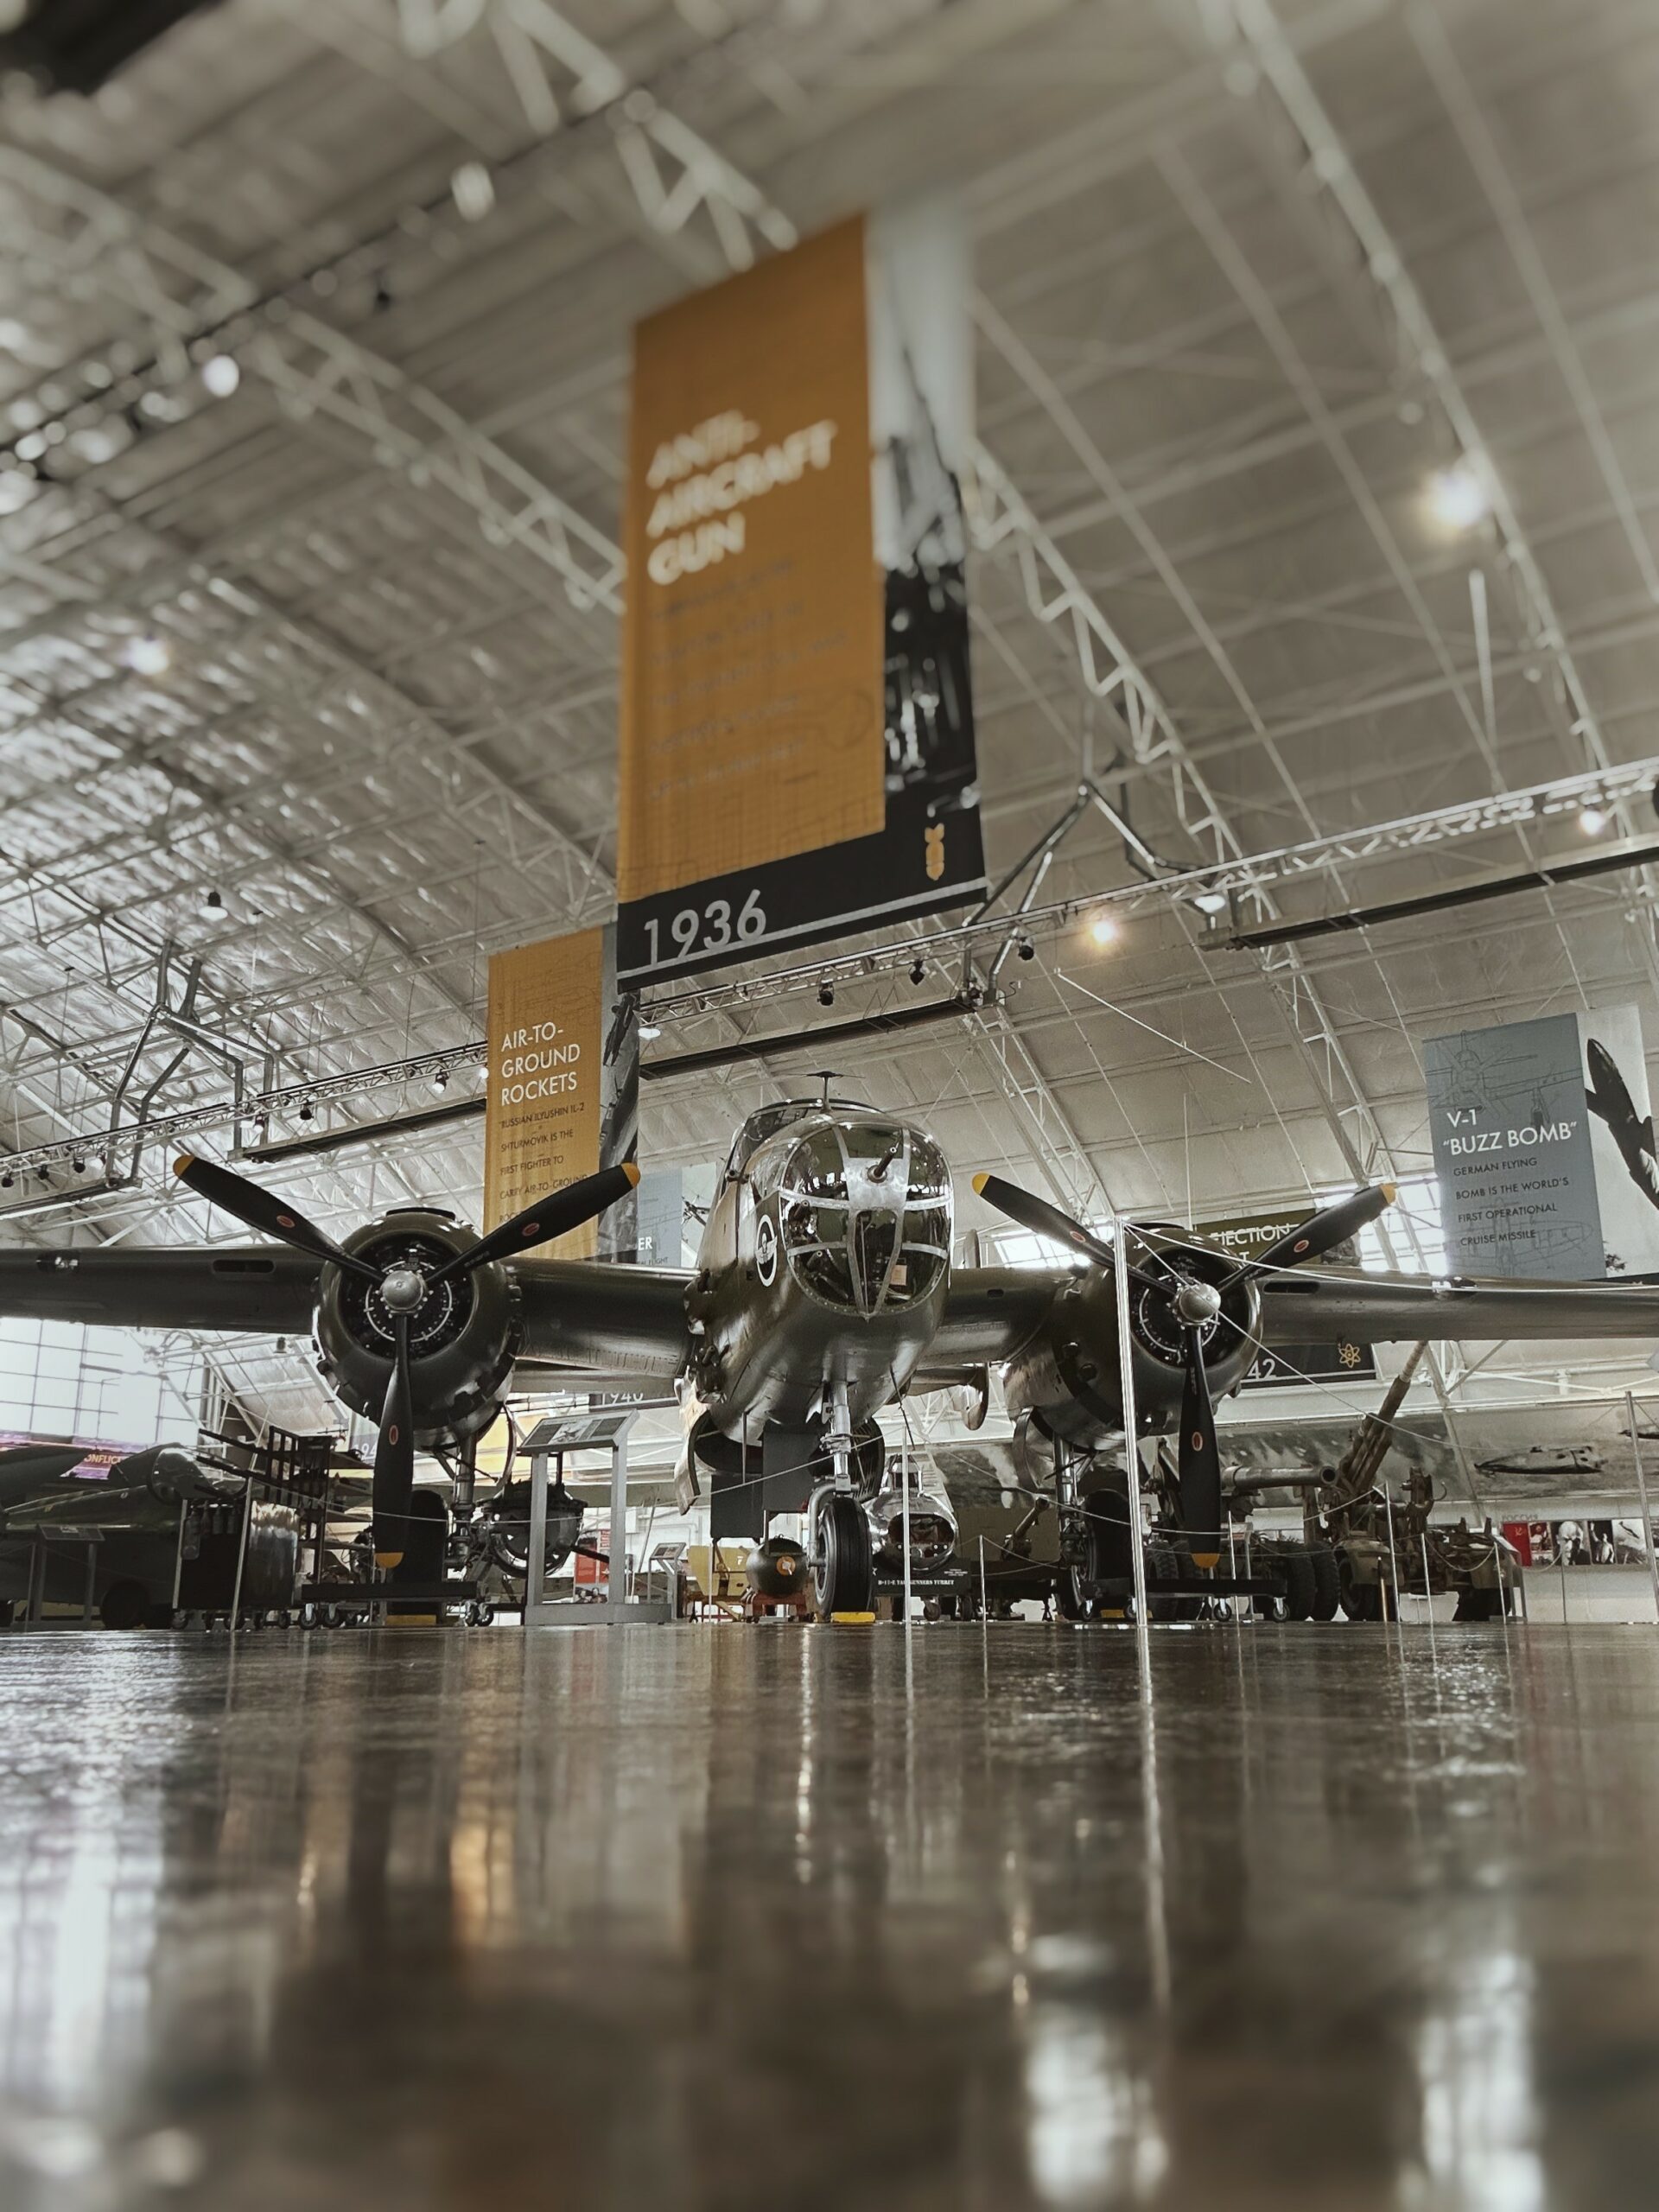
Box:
[1426,1006,1659,1281]
[615,200,986,986]
[483,924,639,1260]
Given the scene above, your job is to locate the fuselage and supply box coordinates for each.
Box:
[686,1100,953,1439]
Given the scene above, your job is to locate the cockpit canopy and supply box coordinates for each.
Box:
[723,1097,864,1185]
[766,1118,951,1314]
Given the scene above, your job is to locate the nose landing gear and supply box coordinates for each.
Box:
[811,1491,875,1620]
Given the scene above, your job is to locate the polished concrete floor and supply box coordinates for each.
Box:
[1,1621,1657,2209]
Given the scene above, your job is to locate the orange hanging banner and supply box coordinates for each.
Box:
[483,924,636,1255]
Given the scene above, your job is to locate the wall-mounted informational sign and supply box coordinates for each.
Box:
[1425,1006,1659,1280]
[1198,1210,1376,1389]
[483,924,638,1258]
[616,200,985,986]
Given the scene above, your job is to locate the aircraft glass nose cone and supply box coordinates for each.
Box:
[380,1266,427,1314]
[1174,1281,1223,1325]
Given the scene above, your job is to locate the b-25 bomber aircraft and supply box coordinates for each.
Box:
[5,1091,1659,1619]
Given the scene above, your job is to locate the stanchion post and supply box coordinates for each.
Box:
[170,1497,187,1616]
[1383,1486,1404,1643]
[900,1446,913,1627]
[1110,1207,1154,1700]
[1625,1391,1659,1625]
[228,1476,253,1633]
[524,1448,549,1626]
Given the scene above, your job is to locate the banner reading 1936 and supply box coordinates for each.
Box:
[616,200,986,986]
[484,924,638,1260]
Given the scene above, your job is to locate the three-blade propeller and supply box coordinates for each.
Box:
[975,1175,1396,1575]
[174,1152,639,1570]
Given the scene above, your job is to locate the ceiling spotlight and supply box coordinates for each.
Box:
[451,162,495,222]
[199,886,226,919]
[1,1173,12,1189]
[1580,804,1608,836]
[200,353,240,398]
[1087,913,1120,948]
[909,958,926,985]
[1192,889,1229,917]
[1016,936,1035,962]
[430,1067,449,1093]
[1424,460,1490,534]
[638,1020,662,1042]
[298,1099,315,1123]
[818,982,836,1007]
[72,1157,86,1174]
[125,632,172,677]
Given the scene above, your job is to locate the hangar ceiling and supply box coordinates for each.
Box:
[4,0,1659,1431]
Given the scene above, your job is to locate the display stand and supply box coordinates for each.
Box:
[520,1409,672,1627]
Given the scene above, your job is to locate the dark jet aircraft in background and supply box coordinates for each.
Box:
[1586,1035,1659,1216]
[0,1439,270,1626]
[4,1096,1659,1618]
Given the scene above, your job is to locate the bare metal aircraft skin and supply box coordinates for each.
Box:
[3,1096,1659,1595]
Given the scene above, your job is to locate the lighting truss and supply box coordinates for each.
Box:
[6,752,1652,1190]
[388,0,798,270]
[646,756,1659,1022]
[0,148,626,619]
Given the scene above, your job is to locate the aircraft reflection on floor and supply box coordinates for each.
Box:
[1,1630,1656,2207]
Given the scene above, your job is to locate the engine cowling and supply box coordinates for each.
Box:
[1001,1241,1259,1452]
[313,1206,522,1446]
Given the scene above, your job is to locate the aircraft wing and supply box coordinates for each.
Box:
[512,1259,694,1376]
[1257,1268,1659,1343]
[0,1242,694,1370]
[0,1246,323,1332]
[931,1266,1066,1365]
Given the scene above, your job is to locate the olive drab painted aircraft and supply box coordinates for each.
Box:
[5,1093,1659,1617]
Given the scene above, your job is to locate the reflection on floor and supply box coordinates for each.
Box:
[1,1623,1656,2209]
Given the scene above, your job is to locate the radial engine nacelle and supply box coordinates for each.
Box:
[313,1206,523,1447]
[1000,1241,1260,1452]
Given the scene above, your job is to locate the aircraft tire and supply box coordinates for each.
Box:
[1454,1586,1504,1622]
[1279,1549,1317,1622]
[813,1492,874,1620]
[1338,1554,1382,1621]
[1147,1535,1200,1623]
[99,1580,149,1632]
[1055,1567,1091,1621]
[1307,1547,1340,1622]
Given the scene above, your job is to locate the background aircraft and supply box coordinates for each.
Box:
[5,1094,1659,1618]
[0,1440,280,1626]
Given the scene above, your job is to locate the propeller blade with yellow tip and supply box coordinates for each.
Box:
[427,1161,641,1287]
[171,1153,380,1281]
[971,1172,1162,1290]
[1219,1183,1397,1289]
